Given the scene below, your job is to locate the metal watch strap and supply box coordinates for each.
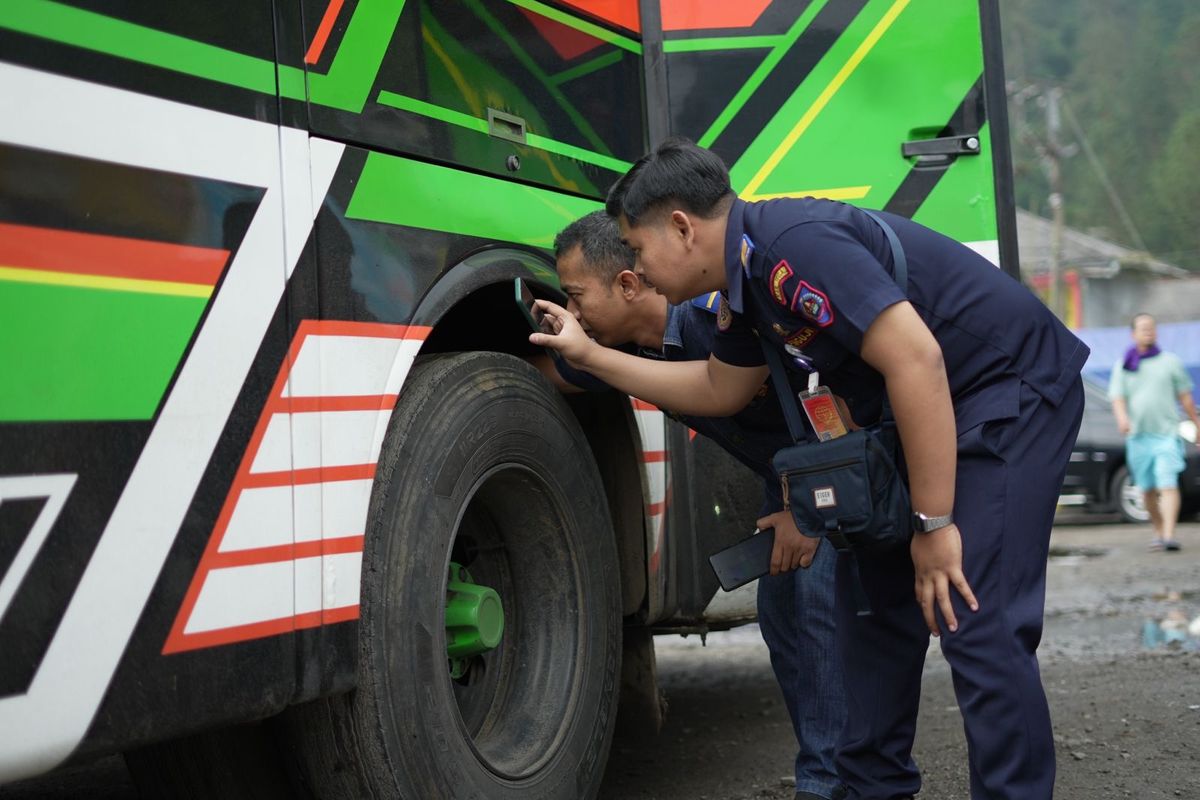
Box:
[913,512,953,533]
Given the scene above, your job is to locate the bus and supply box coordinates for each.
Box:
[0,0,1014,796]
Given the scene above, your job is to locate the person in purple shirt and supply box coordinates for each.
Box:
[530,139,1088,800]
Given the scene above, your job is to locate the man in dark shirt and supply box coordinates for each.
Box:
[544,210,845,800]
[530,140,1087,800]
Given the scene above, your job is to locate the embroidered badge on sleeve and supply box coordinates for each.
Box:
[768,259,793,307]
[717,295,733,331]
[792,281,834,327]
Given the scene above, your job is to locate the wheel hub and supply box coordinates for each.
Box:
[445,562,505,679]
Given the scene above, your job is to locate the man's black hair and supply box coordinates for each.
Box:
[605,136,733,226]
[553,210,634,284]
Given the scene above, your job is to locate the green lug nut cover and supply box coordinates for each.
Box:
[445,563,505,660]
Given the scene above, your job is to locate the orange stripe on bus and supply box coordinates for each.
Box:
[209,535,365,570]
[305,319,433,340]
[304,0,346,64]
[0,222,228,286]
[283,394,398,413]
[242,463,377,489]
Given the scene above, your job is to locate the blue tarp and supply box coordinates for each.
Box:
[1076,320,1200,402]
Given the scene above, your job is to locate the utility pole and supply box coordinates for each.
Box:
[1044,87,1065,319]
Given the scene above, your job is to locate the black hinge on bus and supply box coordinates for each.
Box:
[900,134,981,167]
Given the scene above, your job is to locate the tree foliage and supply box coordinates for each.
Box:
[1001,0,1200,267]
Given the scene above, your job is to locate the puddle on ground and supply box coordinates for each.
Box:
[1047,545,1109,565]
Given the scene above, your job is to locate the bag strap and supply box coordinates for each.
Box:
[759,209,909,441]
[760,340,808,445]
[862,209,907,294]
[861,210,906,424]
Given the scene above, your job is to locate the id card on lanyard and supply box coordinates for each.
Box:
[798,371,848,441]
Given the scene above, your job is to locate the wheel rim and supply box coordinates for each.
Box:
[442,463,583,780]
[1119,472,1150,521]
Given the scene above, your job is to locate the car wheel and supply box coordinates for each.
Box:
[282,351,621,800]
[1111,465,1150,524]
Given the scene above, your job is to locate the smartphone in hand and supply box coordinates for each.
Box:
[708,528,776,592]
[515,277,548,333]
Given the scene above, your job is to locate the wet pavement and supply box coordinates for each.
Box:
[600,518,1200,799]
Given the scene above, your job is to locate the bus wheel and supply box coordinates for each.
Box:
[283,352,621,800]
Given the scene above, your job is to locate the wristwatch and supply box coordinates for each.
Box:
[911,511,954,534]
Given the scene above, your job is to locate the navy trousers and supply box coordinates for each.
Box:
[835,377,1085,800]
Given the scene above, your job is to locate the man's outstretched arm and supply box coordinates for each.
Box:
[530,299,768,417]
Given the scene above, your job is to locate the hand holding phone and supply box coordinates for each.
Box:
[708,528,776,592]
[515,278,549,333]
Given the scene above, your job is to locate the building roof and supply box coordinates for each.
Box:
[1016,209,1189,279]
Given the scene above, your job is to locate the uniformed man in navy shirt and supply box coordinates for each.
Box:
[541,211,846,800]
[530,139,1087,800]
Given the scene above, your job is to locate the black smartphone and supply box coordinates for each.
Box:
[515,277,547,333]
[708,528,776,592]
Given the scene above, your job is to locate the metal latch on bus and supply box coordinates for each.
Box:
[900,134,981,167]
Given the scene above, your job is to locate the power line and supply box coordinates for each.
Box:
[1059,93,1151,254]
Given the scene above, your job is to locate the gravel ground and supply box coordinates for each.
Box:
[4,520,1197,799]
[599,519,1200,800]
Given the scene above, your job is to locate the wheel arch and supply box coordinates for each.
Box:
[379,246,650,619]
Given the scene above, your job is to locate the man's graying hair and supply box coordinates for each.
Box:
[553,210,635,285]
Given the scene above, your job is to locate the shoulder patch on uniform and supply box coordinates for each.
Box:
[717,295,733,331]
[739,234,755,276]
[792,281,834,327]
[768,259,793,307]
[786,327,818,349]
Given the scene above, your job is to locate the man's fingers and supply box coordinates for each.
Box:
[916,579,939,637]
[533,298,568,317]
[952,573,980,612]
[770,541,784,576]
[936,578,959,633]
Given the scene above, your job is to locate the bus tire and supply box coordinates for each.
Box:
[283,351,621,800]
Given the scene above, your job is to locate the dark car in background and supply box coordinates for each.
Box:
[1060,378,1200,522]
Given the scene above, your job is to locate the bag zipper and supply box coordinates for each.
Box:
[779,457,861,508]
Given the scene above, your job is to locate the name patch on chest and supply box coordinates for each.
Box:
[768,259,793,306]
[786,327,817,349]
[793,281,834,327]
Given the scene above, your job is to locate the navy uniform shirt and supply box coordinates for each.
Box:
[715,198,1090,434]
[555,294,812,512]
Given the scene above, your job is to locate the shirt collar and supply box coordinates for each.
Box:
[662,302,686,350]
[722,198,749,313]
